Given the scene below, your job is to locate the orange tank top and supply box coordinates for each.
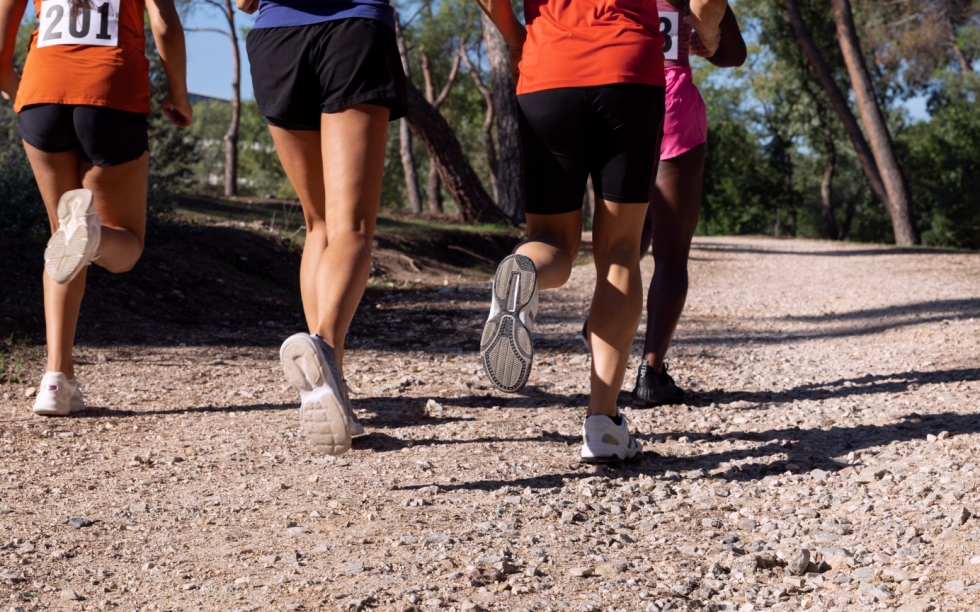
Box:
[518,0,666,95]
[15,0,151,113]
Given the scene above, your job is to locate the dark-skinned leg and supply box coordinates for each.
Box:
[641,144,705,373]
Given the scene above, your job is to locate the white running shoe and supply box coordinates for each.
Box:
[480,254,539,393]
[44,189,101,284]
[581,412,643,464]
[279,333,362,456]
[32,372,85,417]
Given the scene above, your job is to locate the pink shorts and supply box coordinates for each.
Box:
[660,66,707,160]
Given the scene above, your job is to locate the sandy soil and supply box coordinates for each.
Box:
[2,236,980,612]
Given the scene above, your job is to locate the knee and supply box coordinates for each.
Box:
[652,254,689,279]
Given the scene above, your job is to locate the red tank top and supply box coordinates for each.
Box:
[518,0,666,95]
[15,0,151,113]
[657,0,691,68]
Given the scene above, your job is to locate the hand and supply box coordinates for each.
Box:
[236,0,258,14]
[689,29,717,58]
[0,65,20,102]
[163,90,193,128]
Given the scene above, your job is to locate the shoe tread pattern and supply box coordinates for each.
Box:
[481,255,536,393]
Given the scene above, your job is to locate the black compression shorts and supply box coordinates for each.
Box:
[517,84,666,215]
[17,104,149,167]
[247,17,408,130]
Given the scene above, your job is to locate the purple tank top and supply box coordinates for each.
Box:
[657,0,690,68]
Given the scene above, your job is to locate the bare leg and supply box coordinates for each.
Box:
[24,144,149,379]
[641,144,705,373]
[265,128,325,334]
[588,199,649,418]
[517,210,583,290]
[268,104,389,371]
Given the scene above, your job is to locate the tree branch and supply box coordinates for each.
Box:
[433,51,462,108]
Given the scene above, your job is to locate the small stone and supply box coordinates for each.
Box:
[594,561,627,576]
[24,387,37,398]
[856,466,888,484]
[287,527,306,536]
[956,507,972,525]
[259,554,279,565]
[66,517,95,528]
[944,579,966,593]
[817,547,853,569]
[459,602,479,611]
[504,496,522,505]
[340,562,365,576]
[927,434,937,442]
[131,502,147,513]
[182,582,197,590]
[938,431,950,440]
[883,568,910,582]
[569,567,593,577]
[785,548,810,576]
[234,576,251,584]
[60,589,82,601]
[738,519,758,531]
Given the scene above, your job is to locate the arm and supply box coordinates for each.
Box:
[692,5,746,67]
[146,0,192,127]
[688,0,728,57]
[0,0,28,101]
[237,0,257,15]
[474,0,526,83]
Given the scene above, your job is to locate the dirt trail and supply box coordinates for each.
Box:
[2,236,980,612]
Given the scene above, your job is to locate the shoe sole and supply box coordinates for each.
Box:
[631,388,685,408]
[32,406,71,417]
[280,335,353,455]
[481,255,536,393]
[580,450,643,465]
[44,190,97,285]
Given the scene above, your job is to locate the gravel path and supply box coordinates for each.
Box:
[2,236,980,612]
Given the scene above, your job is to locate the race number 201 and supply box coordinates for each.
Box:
[660,11,679,61]
[38,0,120,48]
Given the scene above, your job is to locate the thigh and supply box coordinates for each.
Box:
[80,153,149,246]
[268,126,326,225]
[588,84,666,204]
[647,145,705,259]
[517,88,591,216]
[22,143,83,233]
[593,197,649,253]
[320,103,390,236]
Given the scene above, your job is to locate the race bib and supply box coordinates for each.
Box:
[38,0,120,48]
[660,10,679,61]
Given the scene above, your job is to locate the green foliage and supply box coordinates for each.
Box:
[188,99,292,198]
[900,82,980,250]
[146,32,200,214]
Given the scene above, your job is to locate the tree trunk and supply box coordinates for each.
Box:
[223,0,239,197]
[462,49,499,200]
[420,51,444,214]
[830,0,920,245]
[394,18,423,214]
[820,132,840,240]
[482,14,524,224]
[404,82,508,224]
[783,0,889,213]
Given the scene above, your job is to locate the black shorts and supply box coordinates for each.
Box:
[517,84,666,215]
[247,17,408,130]
[17,104,149,167]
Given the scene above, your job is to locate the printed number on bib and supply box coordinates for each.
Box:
[660,11,679,61]
[38,0,120,48]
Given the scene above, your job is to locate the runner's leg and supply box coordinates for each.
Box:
[268,103,389,371]
[517,211,583,290]
[641,144,704,372]
[588,198,649,418]
[265,127,325,334]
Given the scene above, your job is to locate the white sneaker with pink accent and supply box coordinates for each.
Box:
[32,372,85,417]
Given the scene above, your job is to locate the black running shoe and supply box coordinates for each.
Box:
[631,362,685,406]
